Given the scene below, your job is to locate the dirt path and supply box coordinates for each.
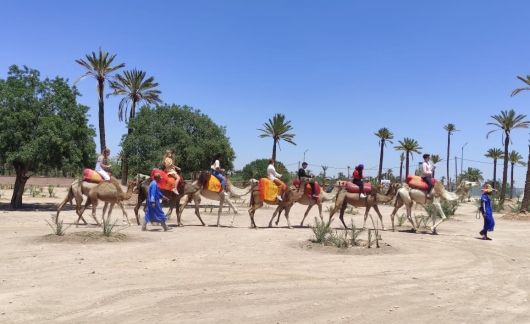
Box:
[0,189,529,323]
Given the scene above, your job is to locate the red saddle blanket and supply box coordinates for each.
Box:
[406,175,436,191]
[83,169,104,183]
[339,181,372,194]
[150,169,176,191]
[292,179,321,198]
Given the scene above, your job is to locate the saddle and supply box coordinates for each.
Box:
[83,168,104,183]
[258,178,282,203]
[336,180,372,194]
[292,179,321,199]
[205,174,222,193]
[406,175,436,191]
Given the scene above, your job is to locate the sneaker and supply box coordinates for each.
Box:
[277,195,283,202]
[172,188,179,195]
[360,193,367,198]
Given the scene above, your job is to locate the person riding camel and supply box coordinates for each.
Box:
[267,159,285,202]
[352,164,366,198]
[162,150,182,195]
[95,148,112,181]
[211,153,226,192]
[298,162,317,198]
[421,153,435,198]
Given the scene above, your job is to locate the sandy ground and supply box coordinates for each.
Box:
[1,187,529,323]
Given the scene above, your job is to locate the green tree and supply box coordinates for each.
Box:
[443,123,458,189]
[121,104,235,177]
[487,110,530,205]
[75,49,124,151]
[0,65,96,209]
[258,113,296,161]
[394,138,422,179]
[485,148,504,189]
[240,158,292,184]
[374,127,394,182]
[458,167,484,183]
[108,69,162,184]
[430,154,442,178]
[508,150,526,199]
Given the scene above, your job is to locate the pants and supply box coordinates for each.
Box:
[96,169,110,181]
[272,178,286,196]
[353,179,364,193]
[422,176,433,193]
[212,169,225,190]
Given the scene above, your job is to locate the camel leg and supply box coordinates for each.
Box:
[222,195,238,227]
[431,202,446,234]
[283,206,293,229]
[90,200,100,226]
[118,201,130,225]
[78,199,93,226]
[133,200,143,226]
[269,206,282,227]
[338,201,349,229]
[192,195,206,226]
[101,202,109,225]
[363,205,372,229]
[405,203,416,232]
[248,201,262,229]
[317,202,323,223]
[217,194,225,227]
[300,204,314,227]
[177,194,190,226]
[107,203,115,224]
[390,195,404,231]
[275,207,282,226]
[372,205,386,230]
[328,195,344,227]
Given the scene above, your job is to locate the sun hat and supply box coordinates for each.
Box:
[481,184,495,193]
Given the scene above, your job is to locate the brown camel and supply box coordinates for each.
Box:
[328,183,401,230]
[247,179,304,229]
[78,180,137,226]
[56,177,124,224]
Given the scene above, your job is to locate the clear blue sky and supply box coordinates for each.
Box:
[1,1,529,186]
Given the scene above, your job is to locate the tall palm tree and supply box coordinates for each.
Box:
[321,165,328,186]
[75,49,125,151]
[511,76,530,211]
[108,69,162,184]
[487,110,530,204]
[459,167,484,183]
[394,138,422,179]
[443,123,458,190]
[399,152,405,182]
[485,148,504,189]
[508,150,526,199]
[430,154,442,178]
[374,127,394,183]
[258,113,296,161]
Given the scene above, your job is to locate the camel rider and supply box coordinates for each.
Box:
[352,164,366,198]
[421,153,435,198]
[162,150,182,195]
[298,162,317,198]
[267,159,286,202]
[142,173,170,232]
[211,153,226,191]
[95,148,112,181]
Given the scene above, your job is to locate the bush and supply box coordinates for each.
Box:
[327,230,349,248]
[46,216,70,236]
[102,216,119,237]
[424,200,459,218]
[47,185,56,198]
[311,217,332,243]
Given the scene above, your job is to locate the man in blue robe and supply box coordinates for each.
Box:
[142,173,170,231]
[479,184,495,240]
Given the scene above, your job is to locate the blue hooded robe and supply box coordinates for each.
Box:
[480,192,495,232]
[145,180,167,223]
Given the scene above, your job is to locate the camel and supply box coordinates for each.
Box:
[389,181,459,234]
[178,172,251,227]
[56,177,125,225]
[78,179,137,226]
[273,182,340,227]
[455,180,479,202]
[328,182,401,230]
[247,179,304,229]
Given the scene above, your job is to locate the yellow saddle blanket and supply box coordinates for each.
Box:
[207,175,222,193]
[258,178,280,203]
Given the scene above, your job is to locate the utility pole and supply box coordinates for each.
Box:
[454,156,458,190]
[460,143,468,180]
[347,166,351,179]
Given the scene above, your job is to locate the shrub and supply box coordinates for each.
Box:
[46,216,70,236]
[102,216,119,237]
[311,217,332,243]
[327,230,349,248]
[47,185,56,198]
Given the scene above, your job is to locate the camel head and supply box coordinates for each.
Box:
[134,173,151,193]
[458,180,479,190]
[433,181,458,201]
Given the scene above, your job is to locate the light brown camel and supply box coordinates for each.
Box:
[78,180,137,226]
[247,179,304,229]
[328,183,401,230]
[56,177,124,225]
[273,183,340,227]
[455,180,479,202]
[389,181,458,234]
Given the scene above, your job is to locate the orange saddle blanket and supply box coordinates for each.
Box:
[406,175,436,191]
[150,169,176,191]
[83,169,103,183]
[205,175,222,193]
[258,178,281,203]
[341,181,372,194]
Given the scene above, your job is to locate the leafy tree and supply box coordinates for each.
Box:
[394,138,422,179]
[508,150,526,199]
[108,69,162,184]
[485,148,504,190]
[374,127,394,182]
[121,104,235,177]
[75,49,124,151]
[240,158,292,184]
[487,110,529,205]
[0,65,96,209]
[258,113,296,161]
[458,167,484,183]
[443,123,458,189]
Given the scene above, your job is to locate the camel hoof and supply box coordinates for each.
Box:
[288,226,293,229]
[381,227,386,231]
[275,221,279,226]
[431,227,438,235]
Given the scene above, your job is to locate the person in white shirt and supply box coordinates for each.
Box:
[95,148,111,181]
[267,159,286,201]
[210,153,226,191]
[421,153,435,198]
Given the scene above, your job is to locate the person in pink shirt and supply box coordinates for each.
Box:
[421,153,435,198]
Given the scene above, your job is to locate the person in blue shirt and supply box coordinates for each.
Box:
[479,183,495,240]
[142,173,170,231]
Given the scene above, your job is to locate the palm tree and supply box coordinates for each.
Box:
[258,113,296,161]
[458,167,484,183]
[394,138,422,179]
[321,165,328,186]
[75,49,125,151]
[511,76,530,212]
[399,152,405,182]
[108,69,162,184]
[508,150,526,199]
[487,110,530,204]
[443,123,458,190]
[374,127,394,183]
[430,154,442,178]
[485,148,504,189]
